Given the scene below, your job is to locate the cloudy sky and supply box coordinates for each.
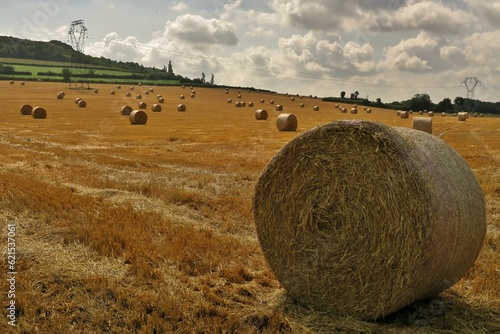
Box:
[1,0,500,103]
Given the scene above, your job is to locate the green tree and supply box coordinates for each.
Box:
[62,68,71,82]
[340,91,346,99]
[410,93,432,111]
[436,97,453,112]
[168,60,173,75]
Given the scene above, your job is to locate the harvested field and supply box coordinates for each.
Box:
[0,82,499,333]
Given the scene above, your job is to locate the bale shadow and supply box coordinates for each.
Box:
[280,291,500,333]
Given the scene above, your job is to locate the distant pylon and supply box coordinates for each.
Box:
[461,77,481,99]
[68,19,89,89]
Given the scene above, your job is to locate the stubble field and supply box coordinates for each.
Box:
[0,81,499,333]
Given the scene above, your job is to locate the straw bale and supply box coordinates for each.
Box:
[130,86,135,90]
[227,99,233,103]
[126,92,131,97]
[110,90,115,95]
[276,113,297,131]
[138,83,142,86]
[313,106,320,111]
[138,102,147,109]
[270,100,275,104]
[350,108,358,114]
[428,111,434,117]
[441,113,446,117]
[56,91,65,99]
[276,105,284,112]
[157,97,164,103]
[136,94,142,100]
[255,109,268,120]
[413,117,432,134]
[300,103,305,108]
[177,104,187,112]
[260,99,265,103]
[129,110,147,125]
[191,93,195,98]
[180,95,185,99]
[31,106,47,119]
[458,112,468,121]
[253,120,486,320]
[117,85,121,89]
[75,98,82,105]
[120,105,133,116]
[20,104,33,115]
[248,102,254,107]
[366,108,372,113]
[78,100,87,108]
[144,90,150,95]
[400,111,409,119]
[94,89,99,93]
[151,104,162,112]
[235,101,242,108]
[20,81,25,86]
[10,80,14,84]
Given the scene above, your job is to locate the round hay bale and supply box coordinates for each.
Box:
[313,106,320,111]
[138,102,147,109]
[177,104,187,112]
[400,111,409,119]
[291,97,295,101]
[300,103,305,108]
[413,117,432,134]
[227,99,233,103]
[20,104,33,115]
[276,113,297,131]
[94,89,99,94]
[10,80,14,84]
[149,88,154,93]
[253,120,486,320]
[31,106,47,119]
[270,100,275,105]
[428,111,434,117]
[366,108,372,113]
[238,94,242,99]
[182,85,185,89]
[117,85,122,89]
[78,100,87,108]
[235,101,242,108]
[120,105,133,116]
[157,97,164,103]
[144,90,150,95]
[341,107,347,114]
[136,94,142,100]
[110,90,116,95]
[419,111,424,115]
[151,104,162,112]
[20,81,25,86]
[56,91,65,99]
[441,112,446,117]
[129,110,147,125]
[248,102,254,107]
[260,99,265,103]
[397,110,402,116]
[130,86,135,91]
[255,109,268,120]
[350,108,358,114]
[138,82,142,86]
[225,90,229,94]
[458,112,468,121]
[75,98,82,105]
[276,105,284,112]
[180,95,185,100]
[241,102,246,107]
[126,92,131,97]
[190,93,195,98]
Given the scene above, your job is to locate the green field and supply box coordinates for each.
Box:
[0,57,181,86]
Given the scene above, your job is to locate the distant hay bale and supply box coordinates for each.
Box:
[291,97,295,101]
[138,83,142,86]
[428,111,434,117]
[458,112,468,121]
[255,109,268,120]
[144,90,150,95]
[136,94,142,100]
[75,98,82,105]
[182,85,185,89]
[248,102,254,107]
[418,111,424,115]
[300,103,305,108]
[177,104,187,112]
[10,80,14,84]
[157,97,164,103]
[341,107,347,113]
[110,90,116,95]
[117,85,121,89]
[190,93,195,98]
[180,95,185,99]
[78,100,87,108]
[149,88,154,92]
[253,120,486,320]
[413,117,432,134]
[276,105,284,112]
[94,89,99,93]
[225,90,229,94]
[335,104,339,108]
[56,91,65,99]
[238,94,242,99]
[151,104,162,112]
[400,111,409,119]
[120,105,133,116]
[241,102,246,107]
[276,113,297,131]
[31,106,47,119]
[441,112,446,117]
[20,104,33,116]
[397,110,402,116]
[20,81,25,86]
[130,86,135,91]
[350,108,358,114]
[313,106,320,111]
[129,110,147,125]
[366,108,372,113]
[235,101,242,108]
[227,99,233,103]
[126,92,131,97]
[260,99,265,103]
[138,102,147,109]
[270,100,275,105]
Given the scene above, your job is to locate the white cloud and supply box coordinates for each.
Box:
[465,0,500,28]
[165,14,238,47]
[171,1,188,12]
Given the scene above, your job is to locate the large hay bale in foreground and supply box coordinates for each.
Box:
[129,110,148,125]
[253,120,486,320]
[31,106,47,119]
[20,104,33,115]
[412,117,432,134]
[276,113,297,131]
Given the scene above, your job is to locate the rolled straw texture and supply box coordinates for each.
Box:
[276,113,297,131]
[413,117,432,134]
[129,110,148,125]
[253,120,486,320]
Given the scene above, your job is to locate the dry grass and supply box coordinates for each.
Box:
[0,82,499,333]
